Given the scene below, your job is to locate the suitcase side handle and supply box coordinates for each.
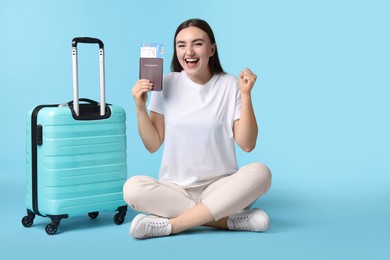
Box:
[72,37,106,117]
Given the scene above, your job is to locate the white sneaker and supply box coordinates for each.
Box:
[130,214,172,239]
[227,208,270,232]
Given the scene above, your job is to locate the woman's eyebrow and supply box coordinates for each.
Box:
[176,38,206,44]
[176,40,186,45]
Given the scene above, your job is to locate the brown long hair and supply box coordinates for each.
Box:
[170,19,224,74]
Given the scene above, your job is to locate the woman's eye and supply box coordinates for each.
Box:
[177,44,185,48]
[194,42,203,47]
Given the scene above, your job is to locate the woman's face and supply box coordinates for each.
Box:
[175,26,215,84]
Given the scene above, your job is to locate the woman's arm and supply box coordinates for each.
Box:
[132,79,165,153]
[233,68,258,152]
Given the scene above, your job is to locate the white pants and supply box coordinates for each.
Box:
[123,162,271,221]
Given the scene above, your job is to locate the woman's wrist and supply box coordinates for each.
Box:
[240,92,252,100]
[135,105,147,114]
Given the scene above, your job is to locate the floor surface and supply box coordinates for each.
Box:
[2,166,388,260]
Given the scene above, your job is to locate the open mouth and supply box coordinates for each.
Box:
[185,58,199,65]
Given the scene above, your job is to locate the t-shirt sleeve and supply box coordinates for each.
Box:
[234,82,242,121]
[147,91,164,115]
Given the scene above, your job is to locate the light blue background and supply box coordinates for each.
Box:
[1,0,389,259]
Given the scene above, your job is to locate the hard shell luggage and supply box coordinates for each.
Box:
[22,37,128,235]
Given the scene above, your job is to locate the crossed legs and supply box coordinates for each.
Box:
[123,162,271,237]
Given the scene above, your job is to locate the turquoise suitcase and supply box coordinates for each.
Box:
[22,38,127,234]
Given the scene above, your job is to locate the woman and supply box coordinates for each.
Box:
[124,18,271,239]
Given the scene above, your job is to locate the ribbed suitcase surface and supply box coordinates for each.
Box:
[23,105,128,234]
[26,105,127,216]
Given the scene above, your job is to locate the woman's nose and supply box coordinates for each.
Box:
[186,47,195,55]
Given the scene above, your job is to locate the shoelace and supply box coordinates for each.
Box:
[230,215,255,231]
[143,219,169,238]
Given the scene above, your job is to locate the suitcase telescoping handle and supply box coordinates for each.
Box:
[72,37,106,117]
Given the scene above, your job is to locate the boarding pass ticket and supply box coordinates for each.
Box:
[140,43,164,58]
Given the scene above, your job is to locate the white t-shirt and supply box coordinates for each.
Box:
[148,71,242,187]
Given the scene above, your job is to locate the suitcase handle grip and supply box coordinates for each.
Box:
[67,99,112,120]
[72,37,104,49]
[68,98,98,106]
[68,98,111,106]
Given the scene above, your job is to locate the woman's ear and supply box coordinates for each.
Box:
[210,44,216,57]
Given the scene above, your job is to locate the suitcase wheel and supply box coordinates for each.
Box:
[45,222,59,235]
[88,212,99,219]
[113,206,127,225]
[21,210,36,228]
[113,212,125,225]
[21,216,34,227]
